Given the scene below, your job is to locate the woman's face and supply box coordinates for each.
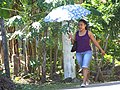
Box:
[78,21,86,31]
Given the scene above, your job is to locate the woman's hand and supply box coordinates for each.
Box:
[101,49,106,56]
[69,33,73,39]
[68,33,75,44]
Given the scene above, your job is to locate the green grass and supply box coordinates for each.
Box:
[16,82,80,90]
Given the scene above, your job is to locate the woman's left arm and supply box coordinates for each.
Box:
[88,31,105,56]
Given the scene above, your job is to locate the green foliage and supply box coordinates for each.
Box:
[0,67,7,77]
[104,54,113,63]
[30,58,40,69]
[115,60,120,66]
[0,0,12,18]
[6,15,24,27]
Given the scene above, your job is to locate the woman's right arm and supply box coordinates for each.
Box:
[69,33,76,45]
[88,31,105,56]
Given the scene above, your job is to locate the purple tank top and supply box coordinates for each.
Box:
[76,30,91,53]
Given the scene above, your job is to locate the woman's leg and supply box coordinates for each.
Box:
[82,51,92,84]
[83,68,89,84]
[86,70,90,84]
[76,53,83,69]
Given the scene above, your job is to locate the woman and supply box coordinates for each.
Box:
[69,19,105,87]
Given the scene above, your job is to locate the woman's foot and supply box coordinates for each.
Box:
[86,80,90,86]
[81,80,90,87]
[86,81,89,85]
[81,83,86,87]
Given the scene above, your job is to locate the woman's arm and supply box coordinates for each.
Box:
[88,31,105,56]
[69,33,76,45]
[69,32,77,44]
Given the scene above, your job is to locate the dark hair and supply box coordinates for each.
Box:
[78,19,89,30]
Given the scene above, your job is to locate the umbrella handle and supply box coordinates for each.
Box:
[67,21,71,35]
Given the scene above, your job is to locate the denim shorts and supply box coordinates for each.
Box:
[76,50,92,68]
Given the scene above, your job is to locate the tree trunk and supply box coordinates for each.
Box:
[14,39,19,56]
[8,27,15,64]
[13,39,19,75]
[38,33,42,77]
[62,32,76,79]
[31,39,36,72]
[0,18,10,78]
[0,41,1,64]
[41,30,47,82]
[12,54,19,76]
[41,43,46,82]
[26,40,30,73]
[27,41,32,73]
[111,47,116,76]
[9,40,13,63]
[23,40,27,73]
[52,38,58,74]
[50,47,53,78]
[0,42,4,64]
[92,43,98,69]
[31,39,36,59]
